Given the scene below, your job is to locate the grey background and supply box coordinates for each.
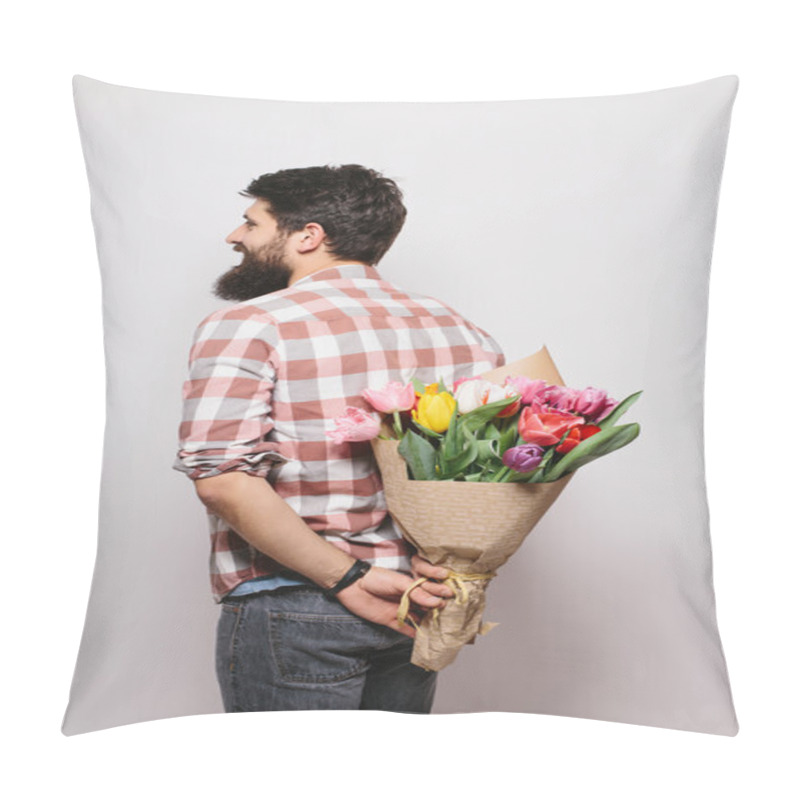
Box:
[64,74,738,735]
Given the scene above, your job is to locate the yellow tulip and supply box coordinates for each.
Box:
[413,385,457,433]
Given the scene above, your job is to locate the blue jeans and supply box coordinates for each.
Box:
[216,585,437,713]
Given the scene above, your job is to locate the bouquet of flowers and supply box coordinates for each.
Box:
[328,346,642,670]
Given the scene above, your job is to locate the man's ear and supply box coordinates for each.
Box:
[291,222,328,254]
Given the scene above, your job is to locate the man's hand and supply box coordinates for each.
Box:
[336,565,454,638]
[193,472,457,637]
[411,553,451,584]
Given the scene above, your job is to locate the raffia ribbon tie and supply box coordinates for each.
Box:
[396,570,497,631]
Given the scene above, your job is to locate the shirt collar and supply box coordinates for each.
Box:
[292,264,381,287]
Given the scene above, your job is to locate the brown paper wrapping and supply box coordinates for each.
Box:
[371,345,574,671]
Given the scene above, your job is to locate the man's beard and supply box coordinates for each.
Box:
[213,239,293,302]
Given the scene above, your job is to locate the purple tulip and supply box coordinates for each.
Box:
[502,443,545,473]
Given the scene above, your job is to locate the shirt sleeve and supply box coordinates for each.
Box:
[482,330,506,369]
[467,321,505,370]
[173,306,286,481]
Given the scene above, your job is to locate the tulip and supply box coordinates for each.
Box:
[362,382,416,413]
[518,406,584,446]
[504,376,550,406]
[502,443,545,472]
[524,397,550,416]
[555,427,581,454]
[453,378,492,413]
[541,384,582,412]
[573,387,618,422]
[451,376,475,393]
[555,423,602,453]
[455,378,521,418]
[580,423,602,439]
[413,385,457,433]
[483,382,522,418]
[327,406,381,444]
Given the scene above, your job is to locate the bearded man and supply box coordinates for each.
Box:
[174,164,504,713]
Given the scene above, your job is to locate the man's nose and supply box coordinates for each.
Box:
[225,225,245,244]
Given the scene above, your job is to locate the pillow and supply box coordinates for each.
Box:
[63,74,739,735]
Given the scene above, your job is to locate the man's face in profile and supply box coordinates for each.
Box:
[214,200,293,302]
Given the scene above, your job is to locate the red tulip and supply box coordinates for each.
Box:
[555,423,602,453]
[556,427,581,453]
[580,424,602,439]
[518,406,584,446]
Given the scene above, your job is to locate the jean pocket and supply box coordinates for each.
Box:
[216,601,245,696]
[268,611,371,685]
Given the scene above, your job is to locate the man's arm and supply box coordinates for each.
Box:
[195,471,452,637]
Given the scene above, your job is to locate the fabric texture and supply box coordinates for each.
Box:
[226,573,308,595]
[64,74,739,736]
[173,263,504,600]
[216,586,437,713]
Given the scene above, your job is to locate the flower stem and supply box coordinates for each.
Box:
[392,410,403,439]
[490,466,512,483]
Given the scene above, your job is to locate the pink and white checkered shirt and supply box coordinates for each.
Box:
[174,264,504,601]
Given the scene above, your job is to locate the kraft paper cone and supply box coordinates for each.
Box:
[481,344,566,387]
[372,439,571,670]
[371,345,573,671]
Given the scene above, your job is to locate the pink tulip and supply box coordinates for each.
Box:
[327,407,381,444]
[518,406,584,446]
[362,381,416,413]
[504,376,550,405]
[573,387,618,422]
[541,384,582,412]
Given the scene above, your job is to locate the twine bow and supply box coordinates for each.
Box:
[396,570,497,632]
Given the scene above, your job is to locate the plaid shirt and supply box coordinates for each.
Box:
[174,264,505,601]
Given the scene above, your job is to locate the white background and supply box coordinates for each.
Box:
[3,1,797,797]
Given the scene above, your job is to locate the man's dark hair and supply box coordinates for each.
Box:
[242,164,407,265]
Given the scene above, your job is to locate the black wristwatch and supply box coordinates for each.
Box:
[323,559,372,597]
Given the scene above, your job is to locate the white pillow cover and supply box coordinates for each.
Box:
[63,74,739,735]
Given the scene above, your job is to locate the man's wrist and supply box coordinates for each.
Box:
[323,559,372,597]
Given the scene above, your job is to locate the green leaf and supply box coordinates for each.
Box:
[411,419,444,440]
[438,424,479,480]
[523,470,546,484]
[442,441,480,479]
[544,423,641,480]
[411,377,427,395]
[506,469,537,483]
[476,438,502,464]
[485,421,502,440]
[539,445,558,470]
[460,396,519,432]
[499,425,521,455]
[439,408,463,461]
[397,431,438,480]
[597,391,643,430]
